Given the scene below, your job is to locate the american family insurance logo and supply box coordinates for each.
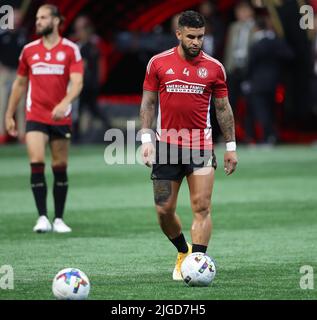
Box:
[32,63,65,75]
[165,80,206,94]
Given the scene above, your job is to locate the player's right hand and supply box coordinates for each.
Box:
[141,142,155,168]
[5,116,18,137]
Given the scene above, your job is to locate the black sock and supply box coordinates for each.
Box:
[192,244,207,253]
[169,233,188,253]
[52,165,68,219]
[30,163,47,216]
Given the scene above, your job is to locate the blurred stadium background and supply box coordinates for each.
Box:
[0,0,317,300]
[1,0,317,144]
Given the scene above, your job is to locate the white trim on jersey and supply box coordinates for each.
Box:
[26,81,32,112]
[146,49,174,74]
[202,52,227,81]
[165,79,207,87]
[206,95,211,129]
[205,128,212,140]
[23,39,41,49]
[19,39,41,60]
[62,38,82,62]
[204,95,212,140]
[32,62,65,68]
[156,96,162,140]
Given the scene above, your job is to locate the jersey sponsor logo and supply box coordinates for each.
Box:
[183,68,190,76]
[32,53,40,60]
[31,62,65,75]
[165,79,206,94]
[197,67,208,79]
[165,68,175,75]
[56,51,66,61]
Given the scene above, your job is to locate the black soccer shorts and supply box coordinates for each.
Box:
[26,121,72,140]
[151,141,217,181]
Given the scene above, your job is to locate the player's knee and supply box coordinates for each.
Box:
[191,197,210,217]
[156,204,175,218]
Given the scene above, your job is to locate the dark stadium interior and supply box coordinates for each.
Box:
[2,0,317,143]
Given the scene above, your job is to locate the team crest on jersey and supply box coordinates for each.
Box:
[197,67,208,79]
[56,51,66,61]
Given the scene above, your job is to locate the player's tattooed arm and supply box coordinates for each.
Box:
[140,90,158,132]
[213,96,238,176]
[213,96,235,142]
[140,90,157,167]
[153,180,172,205]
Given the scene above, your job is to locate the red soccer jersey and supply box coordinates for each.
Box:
[143,47,228,149]
[17,37,84,125]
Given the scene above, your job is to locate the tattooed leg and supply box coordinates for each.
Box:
[153,180,172,206]
[153,180,183,239]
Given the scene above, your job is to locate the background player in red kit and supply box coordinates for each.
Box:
[140,11,238,280]
[5,5,83,233]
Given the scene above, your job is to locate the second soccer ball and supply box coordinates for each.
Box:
[52,267,90,300]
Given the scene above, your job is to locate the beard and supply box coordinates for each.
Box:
[181,42,201,58]
[36,24,54,36]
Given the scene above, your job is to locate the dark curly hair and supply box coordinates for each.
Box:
[178,10,205,29]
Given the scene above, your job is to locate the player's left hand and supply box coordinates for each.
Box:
[141,142,155,168]
[224,151,238,176]
[52,103,68,121]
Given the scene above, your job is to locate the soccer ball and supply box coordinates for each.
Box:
[181,252,216,287]
[52,268,90,300]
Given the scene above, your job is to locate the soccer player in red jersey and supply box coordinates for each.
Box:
[140,11,238,280]
[5,5,83,233]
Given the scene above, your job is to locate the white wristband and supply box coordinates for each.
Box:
[141,133,152,144]
[226,141,236,151]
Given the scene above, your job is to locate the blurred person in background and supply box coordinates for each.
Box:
[224,0,255,112]
[5,4,83,233]
[72,15,110,143]
[244,16,294,145]
[198,1,226,143]
[198,0,225,59]
[0,7,27,143]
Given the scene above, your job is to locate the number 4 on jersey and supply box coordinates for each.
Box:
[183,68,189,76]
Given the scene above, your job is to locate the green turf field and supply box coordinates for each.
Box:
[0,144,316,300]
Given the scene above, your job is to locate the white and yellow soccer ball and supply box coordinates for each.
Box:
[52,268,90,300]
[181,252,216,287]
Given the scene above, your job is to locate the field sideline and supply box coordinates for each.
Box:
[0,144,316,300]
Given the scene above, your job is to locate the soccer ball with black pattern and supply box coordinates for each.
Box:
[52,268,90,300]
[181,253,216,287]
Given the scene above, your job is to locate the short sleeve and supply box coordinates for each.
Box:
[69,44,84,74]
[17,48,29,77]
[212,64,228,98]
[143,58,159,92]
